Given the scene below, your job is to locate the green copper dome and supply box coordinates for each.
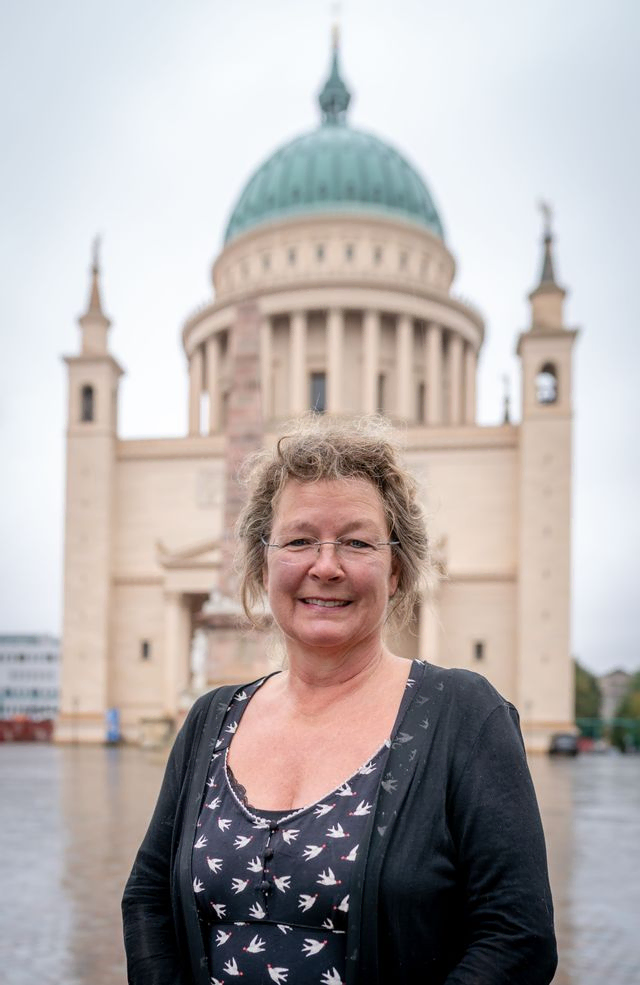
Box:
[224,43,444,244]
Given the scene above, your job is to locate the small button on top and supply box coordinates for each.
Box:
[264,848,274,860]
[260,879,272,893]
[269,822,279,833]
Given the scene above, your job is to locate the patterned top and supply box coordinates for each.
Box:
[192,661,423,985]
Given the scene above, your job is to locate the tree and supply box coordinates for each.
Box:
[574,659,601,720]
[611,671,640,752]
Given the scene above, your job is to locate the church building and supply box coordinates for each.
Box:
[57,38,578,751]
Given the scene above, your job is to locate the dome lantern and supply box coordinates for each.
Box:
[318,27,351,124]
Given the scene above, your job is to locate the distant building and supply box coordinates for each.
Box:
[0,634,60,719]
[599,669,631,721]
[57,36,578,750]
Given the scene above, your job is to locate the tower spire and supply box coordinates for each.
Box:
[528,202,566,330]
[318,23,351,124]
[537,201,558,287]
[79,236,111,354]
[85,235,106,316]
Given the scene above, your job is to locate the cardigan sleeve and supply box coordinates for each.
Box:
[121,706,201,985]
[444,703,557,985]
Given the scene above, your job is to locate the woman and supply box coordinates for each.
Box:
[123,419,557,985]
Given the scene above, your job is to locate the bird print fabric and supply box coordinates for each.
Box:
[192,663,420,984]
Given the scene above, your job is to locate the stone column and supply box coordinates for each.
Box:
[289,310,307,414]
[164,591,191,716]
[327,308,344,414]
[396,314,413,419]
[448,333,464,425]
[260,317,272,422]
[425,323,443,424]
[188,345,203,435]
[419,595,440,664]
[206,335,220,433]
[362,309,380,414]
[464,344,477,424]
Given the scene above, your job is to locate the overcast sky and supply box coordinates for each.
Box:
[1,0,638,674]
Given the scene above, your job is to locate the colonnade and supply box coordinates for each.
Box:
[188,308,478,434]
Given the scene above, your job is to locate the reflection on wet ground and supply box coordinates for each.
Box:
[1,744,639,984]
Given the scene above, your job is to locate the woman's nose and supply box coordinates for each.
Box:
[308,541,344,576]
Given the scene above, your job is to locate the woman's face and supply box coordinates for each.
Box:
[263,477,399,661]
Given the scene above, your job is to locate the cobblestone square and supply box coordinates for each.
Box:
[1,744,638,984]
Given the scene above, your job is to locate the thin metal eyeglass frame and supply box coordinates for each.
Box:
[260,535,399,556]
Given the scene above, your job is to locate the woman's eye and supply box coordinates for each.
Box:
[285,538,314,548]
[346,539,373,550]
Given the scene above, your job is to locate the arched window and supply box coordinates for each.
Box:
[535,363,558,404]
[81,384,94,422]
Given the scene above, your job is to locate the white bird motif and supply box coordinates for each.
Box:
[326,823,348,839]
[194,834,208,849]
[243,933,266,953]
[320,969,343,984]
[298,893,318,912]
[337,894,349,912]
[206,777,216,788]
[302,844,325,861]
[193,877,205,893]
[247,855,263,872]
[215,738,223,748]
[211,978,224,985]
[313,803,335,818]
[358,761,377,775]
[222,957,242,976]
[406,677,415,688]
[420,717,430,730]
[349,800,372,816]
[211,903,226,919]
[231,878,249,894]
[341,844,359,862]
[233,689,248,702]
[273,874,291,892]
[215,929,232,947]
[248,901,266,919]
[381,777,397,793]
[277,924,292,934]
[226,721,238,734]
[253,818,270,829]
[321,917,335,930]
[206,797,221,810]
[267,967,288,984]
[336,782,355,797]
[302,938,328,957]
[317,867,341,886]
[217,818,231,831]
[234,835,253,849]
[206,857,223,874]
[281,828,300,844]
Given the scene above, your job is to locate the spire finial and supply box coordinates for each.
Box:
[536,200,558,286]
[85,235,106,318]
[318,19,351,124]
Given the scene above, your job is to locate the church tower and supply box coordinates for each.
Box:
[516,211,578,750]
[56,244,123,741]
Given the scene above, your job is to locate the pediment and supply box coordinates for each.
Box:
[156,538,222,570]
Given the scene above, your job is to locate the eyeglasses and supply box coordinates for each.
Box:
[261,535,399,563]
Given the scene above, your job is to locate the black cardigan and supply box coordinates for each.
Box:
[122,664,557,984]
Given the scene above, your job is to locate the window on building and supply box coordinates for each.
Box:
[141,640,151,661]
[473,641,485,661]
[399,251,408,270]
[373,246,383,265]
[81,385,94,422]
[288,247,297,266]
[535,363,558,404]
[262,253,271,271]
[310,372,326,413]
[345,244,354,262]
[377,374,386,414]
[417,382,426,423]
[316,244,325,262]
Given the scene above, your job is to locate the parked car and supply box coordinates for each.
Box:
[548,732,579,756]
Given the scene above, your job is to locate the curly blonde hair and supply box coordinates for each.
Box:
[236,416,431,632]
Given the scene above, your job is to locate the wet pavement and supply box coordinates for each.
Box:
[1,743,639,984]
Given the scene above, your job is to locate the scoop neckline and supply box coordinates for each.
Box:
[223,658,424,826]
